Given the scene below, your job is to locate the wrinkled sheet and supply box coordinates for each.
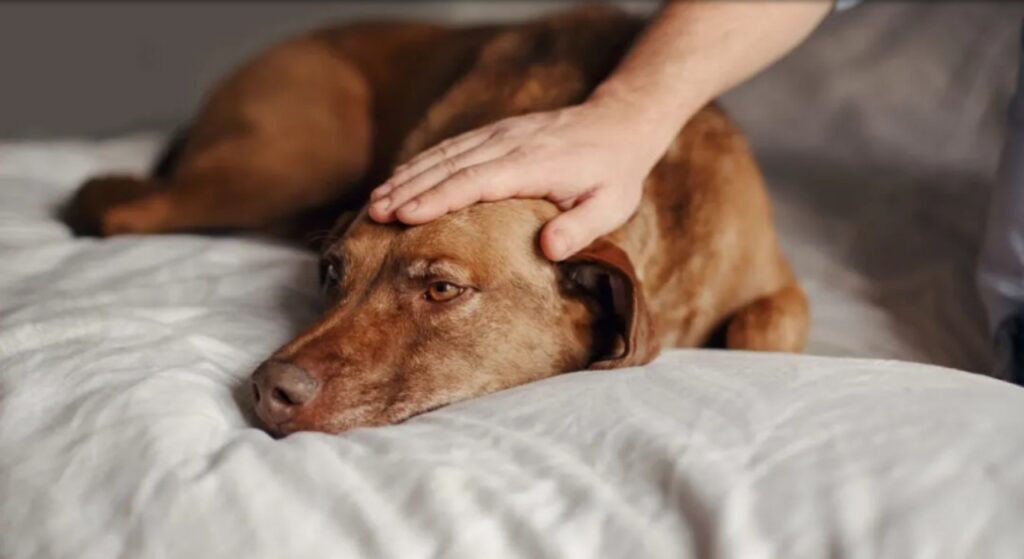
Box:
[0,127,1021,559]
[4,3,1024,558]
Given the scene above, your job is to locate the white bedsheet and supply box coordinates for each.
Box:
[0,131,1023,559]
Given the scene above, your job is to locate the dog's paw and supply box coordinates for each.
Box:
[61,175,158,236]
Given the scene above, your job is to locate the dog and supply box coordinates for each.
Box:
[64,6,809,435]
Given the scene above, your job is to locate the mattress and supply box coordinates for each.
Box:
[3,3,1024,558]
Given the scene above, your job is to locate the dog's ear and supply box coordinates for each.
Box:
[561,239,659,369]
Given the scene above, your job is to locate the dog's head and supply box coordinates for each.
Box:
[251,200,658,435]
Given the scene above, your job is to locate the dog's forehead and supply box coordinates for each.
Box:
[341,200,558,269]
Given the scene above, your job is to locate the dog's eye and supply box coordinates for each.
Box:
[319,258,342,287]
[425,281,464,303]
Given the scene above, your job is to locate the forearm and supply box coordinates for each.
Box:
[589,0,832,153]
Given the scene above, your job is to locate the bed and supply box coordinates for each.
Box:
[2,3,1024,558]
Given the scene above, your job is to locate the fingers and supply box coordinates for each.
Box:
[371,128,492,202]
[370,140,516,222]
[393,157,537,224]
[540,191,632,261]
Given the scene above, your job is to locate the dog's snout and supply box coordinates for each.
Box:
[252,361,320,426]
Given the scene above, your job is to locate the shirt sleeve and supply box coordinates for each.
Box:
[833,0,862,12]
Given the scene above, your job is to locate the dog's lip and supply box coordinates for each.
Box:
[256,412,291,437]
[380,398,455,427]
[270,420,297,437]
[251,403,298,437]
[262,397,456,436]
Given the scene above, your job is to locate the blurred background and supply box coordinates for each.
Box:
[0,0,1016,175]
[0,1,656,138]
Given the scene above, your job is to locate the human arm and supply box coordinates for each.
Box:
[369,1,833,261]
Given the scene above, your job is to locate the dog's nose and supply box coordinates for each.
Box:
[251,361,320,424]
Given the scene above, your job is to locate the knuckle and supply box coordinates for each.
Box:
[440,157,460,178]
[506,146,529,159]
[453,166,479,183]
[490,126,512,141]
[435,140,455,159]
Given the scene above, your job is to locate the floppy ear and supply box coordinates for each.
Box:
[561,239,660,369]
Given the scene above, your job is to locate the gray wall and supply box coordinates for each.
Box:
[0,1,655,139]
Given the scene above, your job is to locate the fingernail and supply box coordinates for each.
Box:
[370,187,390,201]
[372,197,390,211]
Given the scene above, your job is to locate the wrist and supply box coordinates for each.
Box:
[583,84,701,164]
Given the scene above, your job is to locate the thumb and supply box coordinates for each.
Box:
[540,191,628,261]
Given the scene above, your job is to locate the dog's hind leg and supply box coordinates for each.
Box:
[62,175,161,236]
[724,281,810,353]
[68,128,368,238]
[63,36,373,239]
[64,133,367,238]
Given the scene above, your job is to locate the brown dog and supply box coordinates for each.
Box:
[64,6,809,435]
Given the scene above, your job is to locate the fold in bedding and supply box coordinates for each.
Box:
[1,135,1023,559]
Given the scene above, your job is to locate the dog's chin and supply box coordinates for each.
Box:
[261,397,458,437]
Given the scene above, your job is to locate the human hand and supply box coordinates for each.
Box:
[367,100,665,261]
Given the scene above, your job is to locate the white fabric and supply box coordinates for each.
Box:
[0,131,1022,559]
[3,3,1024,557]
